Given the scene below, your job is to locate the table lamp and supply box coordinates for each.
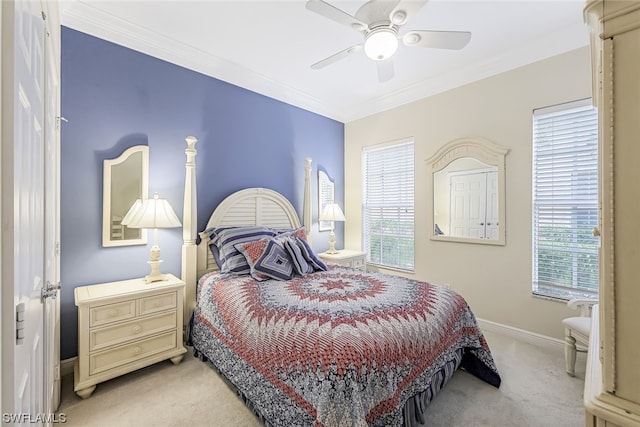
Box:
[320,202,345,254]
[121,193,181,282]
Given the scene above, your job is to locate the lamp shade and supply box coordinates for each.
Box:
[122,193,181,229]
[120,199,142,226]
[320,203,345,222]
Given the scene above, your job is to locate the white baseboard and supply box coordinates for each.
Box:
[60,357,76,377]
[477,318,564,352]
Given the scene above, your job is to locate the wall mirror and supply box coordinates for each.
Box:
[102,145,149,247]
[426,137,509,245]
[318,170,335,231]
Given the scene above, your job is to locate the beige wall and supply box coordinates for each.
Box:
[344,46,592,340]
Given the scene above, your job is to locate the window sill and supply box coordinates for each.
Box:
[532,288,598,303]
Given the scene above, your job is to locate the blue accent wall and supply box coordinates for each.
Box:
[60,27,344,359]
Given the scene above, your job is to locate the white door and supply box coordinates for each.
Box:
[42,1,61,414]
[449,172,487,238]
[14,0,46,418]
[1,0,52,422]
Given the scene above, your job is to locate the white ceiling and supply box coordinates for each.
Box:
[60,0,590,122]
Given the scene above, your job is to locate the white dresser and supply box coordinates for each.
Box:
[318,249,366,270]
[74,274,187,399]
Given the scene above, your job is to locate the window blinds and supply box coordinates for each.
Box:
[532,99,599,299]
[362,140,414,271]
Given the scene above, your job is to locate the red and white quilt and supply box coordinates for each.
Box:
[190,265,501,426]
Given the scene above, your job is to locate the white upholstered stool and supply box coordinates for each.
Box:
[562,299,597,376]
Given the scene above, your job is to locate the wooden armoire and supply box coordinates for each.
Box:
[583,1,640,425]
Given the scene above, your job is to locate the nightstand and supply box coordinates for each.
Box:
[74,273,187,399]
[318,249,366,270]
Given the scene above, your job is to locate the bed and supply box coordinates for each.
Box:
[179,139,500,426]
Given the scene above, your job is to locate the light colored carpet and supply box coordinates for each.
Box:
[57,330,587,427]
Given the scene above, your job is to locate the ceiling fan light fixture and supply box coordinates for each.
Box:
[364,28,398,61]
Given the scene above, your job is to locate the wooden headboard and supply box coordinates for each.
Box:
[179,136,312,321]
[196,187,304,279]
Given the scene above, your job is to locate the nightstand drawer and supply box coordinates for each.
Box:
[89,311,177,352]
[139,291,177,316]
[89,330,177,375]
[90,300,136,328]
[351,258,365,269]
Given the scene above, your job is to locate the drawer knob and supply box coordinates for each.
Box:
[132,325,142,334]
[133,346,142,356]
[108,309,117,317]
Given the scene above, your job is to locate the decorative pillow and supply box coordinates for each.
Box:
[234,239,271,281]
[254,239,295,280]
[273,226,308,241]
[283,237,314,275]
[294,237,327,271]
[209,226,277,274]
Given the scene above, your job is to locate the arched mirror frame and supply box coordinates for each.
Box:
[102,145,149,247]
[426,137,509,245]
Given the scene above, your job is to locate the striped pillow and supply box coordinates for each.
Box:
[294,237,327,271]
[283,237,315,275]
[209,226,277,274]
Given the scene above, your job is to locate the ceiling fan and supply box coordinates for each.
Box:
[306,0,472,82]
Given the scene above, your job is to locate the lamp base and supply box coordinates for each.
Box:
[144,259,167,283]
[327,230,339,254]
[144,273,167,283]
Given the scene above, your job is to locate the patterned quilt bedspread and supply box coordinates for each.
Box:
[190,265,501,427]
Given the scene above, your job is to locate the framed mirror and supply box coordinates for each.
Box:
[426,137,509,245]
[318,170,335,231]
[102,145,149,247]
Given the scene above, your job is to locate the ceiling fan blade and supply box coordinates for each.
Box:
[402,30,471,50]
[306,0,368,32]
[377,59,394,82]
[389,0,428,26]
[311,44,363,70]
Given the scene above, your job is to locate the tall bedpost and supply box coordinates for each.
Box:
[181,136,198,325]
[304,157,312,244]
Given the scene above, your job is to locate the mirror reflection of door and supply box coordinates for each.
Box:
[434,157,498,238]
[449,169,497,239]
[485,172,499,239]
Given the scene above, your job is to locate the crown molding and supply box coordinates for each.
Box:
[61,1,344,121]
[61,2,589,123]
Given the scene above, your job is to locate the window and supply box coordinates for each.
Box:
[362,139,414,271]
[532,99,599,300]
